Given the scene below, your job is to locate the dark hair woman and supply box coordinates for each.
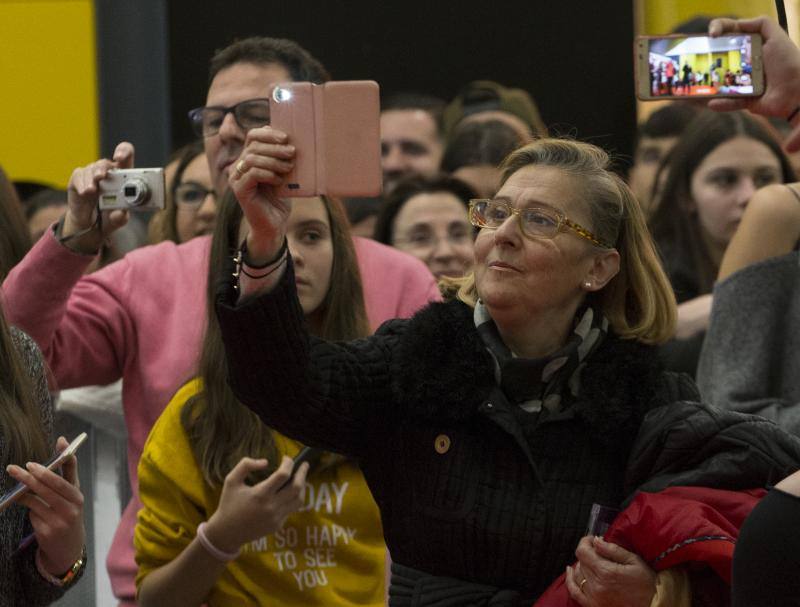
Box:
[148,140,217,245]
[648,110,795,375]
[134,192,386,606]
[0,165,31,281]
[650,110,795,299]
[440,119,524,198]
[1,303,86,604]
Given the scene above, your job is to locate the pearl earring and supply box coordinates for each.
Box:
[584,281,592,289]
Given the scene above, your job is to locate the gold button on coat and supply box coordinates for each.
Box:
[434,434,451,454]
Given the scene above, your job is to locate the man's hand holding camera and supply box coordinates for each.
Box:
[229,126,296,265]
[63,142,135,254]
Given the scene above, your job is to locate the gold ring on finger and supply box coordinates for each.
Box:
[579,578,588,593]
[235,159,246,178]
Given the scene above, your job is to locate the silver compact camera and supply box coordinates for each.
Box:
[98,168,165,211]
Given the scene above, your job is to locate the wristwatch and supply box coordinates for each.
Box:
[36,545,87,587]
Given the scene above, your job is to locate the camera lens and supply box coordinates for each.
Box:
[122,179,150,206]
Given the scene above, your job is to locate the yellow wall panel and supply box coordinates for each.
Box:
[639,0,777,34]
[0,0,98,188]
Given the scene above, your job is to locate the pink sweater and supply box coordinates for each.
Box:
[1,230,439,604]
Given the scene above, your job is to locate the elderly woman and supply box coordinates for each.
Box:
[215,134,797,605]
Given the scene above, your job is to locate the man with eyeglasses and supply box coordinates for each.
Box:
[2,36,439,606]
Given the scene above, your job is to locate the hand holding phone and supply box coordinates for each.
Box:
[6,435,86,577]
[707,16,800,152]
[279,446,323,490]
[1,432,87,513]
[205,455,310,554]
[269,80,382,197]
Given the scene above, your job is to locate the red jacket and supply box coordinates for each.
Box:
[533,486,766,606]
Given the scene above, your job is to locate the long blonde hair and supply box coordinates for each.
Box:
[441,139,676,344]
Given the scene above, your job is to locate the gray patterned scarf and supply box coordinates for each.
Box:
[474,300,608,413]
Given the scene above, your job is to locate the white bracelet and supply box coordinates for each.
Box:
[196,522,240,562]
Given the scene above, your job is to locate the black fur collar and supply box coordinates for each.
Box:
[393,299,665,442]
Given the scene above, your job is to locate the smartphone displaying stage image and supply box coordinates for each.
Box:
[635,33,764,100]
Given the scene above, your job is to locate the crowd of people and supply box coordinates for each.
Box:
[2,12,800,607]
[650,60,753,97]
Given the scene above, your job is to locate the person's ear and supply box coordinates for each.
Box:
[582,248,620,292]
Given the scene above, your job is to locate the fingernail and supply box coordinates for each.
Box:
[286,145,295,153]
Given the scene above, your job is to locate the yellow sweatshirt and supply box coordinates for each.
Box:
[134,379,386,606]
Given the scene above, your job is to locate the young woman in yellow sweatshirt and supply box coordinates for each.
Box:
[134,192,386,606]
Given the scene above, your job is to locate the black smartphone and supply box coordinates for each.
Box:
[279,446,322,490]
[0,432,88,513]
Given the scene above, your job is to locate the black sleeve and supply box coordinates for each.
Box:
[733,488,800,607]
[658,332,705,378]
[215,256,404,459]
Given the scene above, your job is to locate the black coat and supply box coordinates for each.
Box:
[216,261,800,603]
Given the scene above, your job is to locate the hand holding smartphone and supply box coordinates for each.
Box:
[1,432,87,513]
[269,80,382,198]
[279,446,323,490]
[635,33,764,100]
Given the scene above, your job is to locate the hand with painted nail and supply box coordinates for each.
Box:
[565,535,656,607]
[6,436,85,577]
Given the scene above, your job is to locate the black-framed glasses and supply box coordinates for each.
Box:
[174,182,216,207]
[187,98,270,138]
[468,199,613,249]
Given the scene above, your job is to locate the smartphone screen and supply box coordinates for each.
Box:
[636,33,763,100]
[0,432,87,513]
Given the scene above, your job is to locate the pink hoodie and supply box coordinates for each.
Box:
[1,230,440,604]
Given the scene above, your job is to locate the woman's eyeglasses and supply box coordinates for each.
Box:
[468,199,613,249]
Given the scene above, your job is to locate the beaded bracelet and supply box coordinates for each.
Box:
[196,522,241,562]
